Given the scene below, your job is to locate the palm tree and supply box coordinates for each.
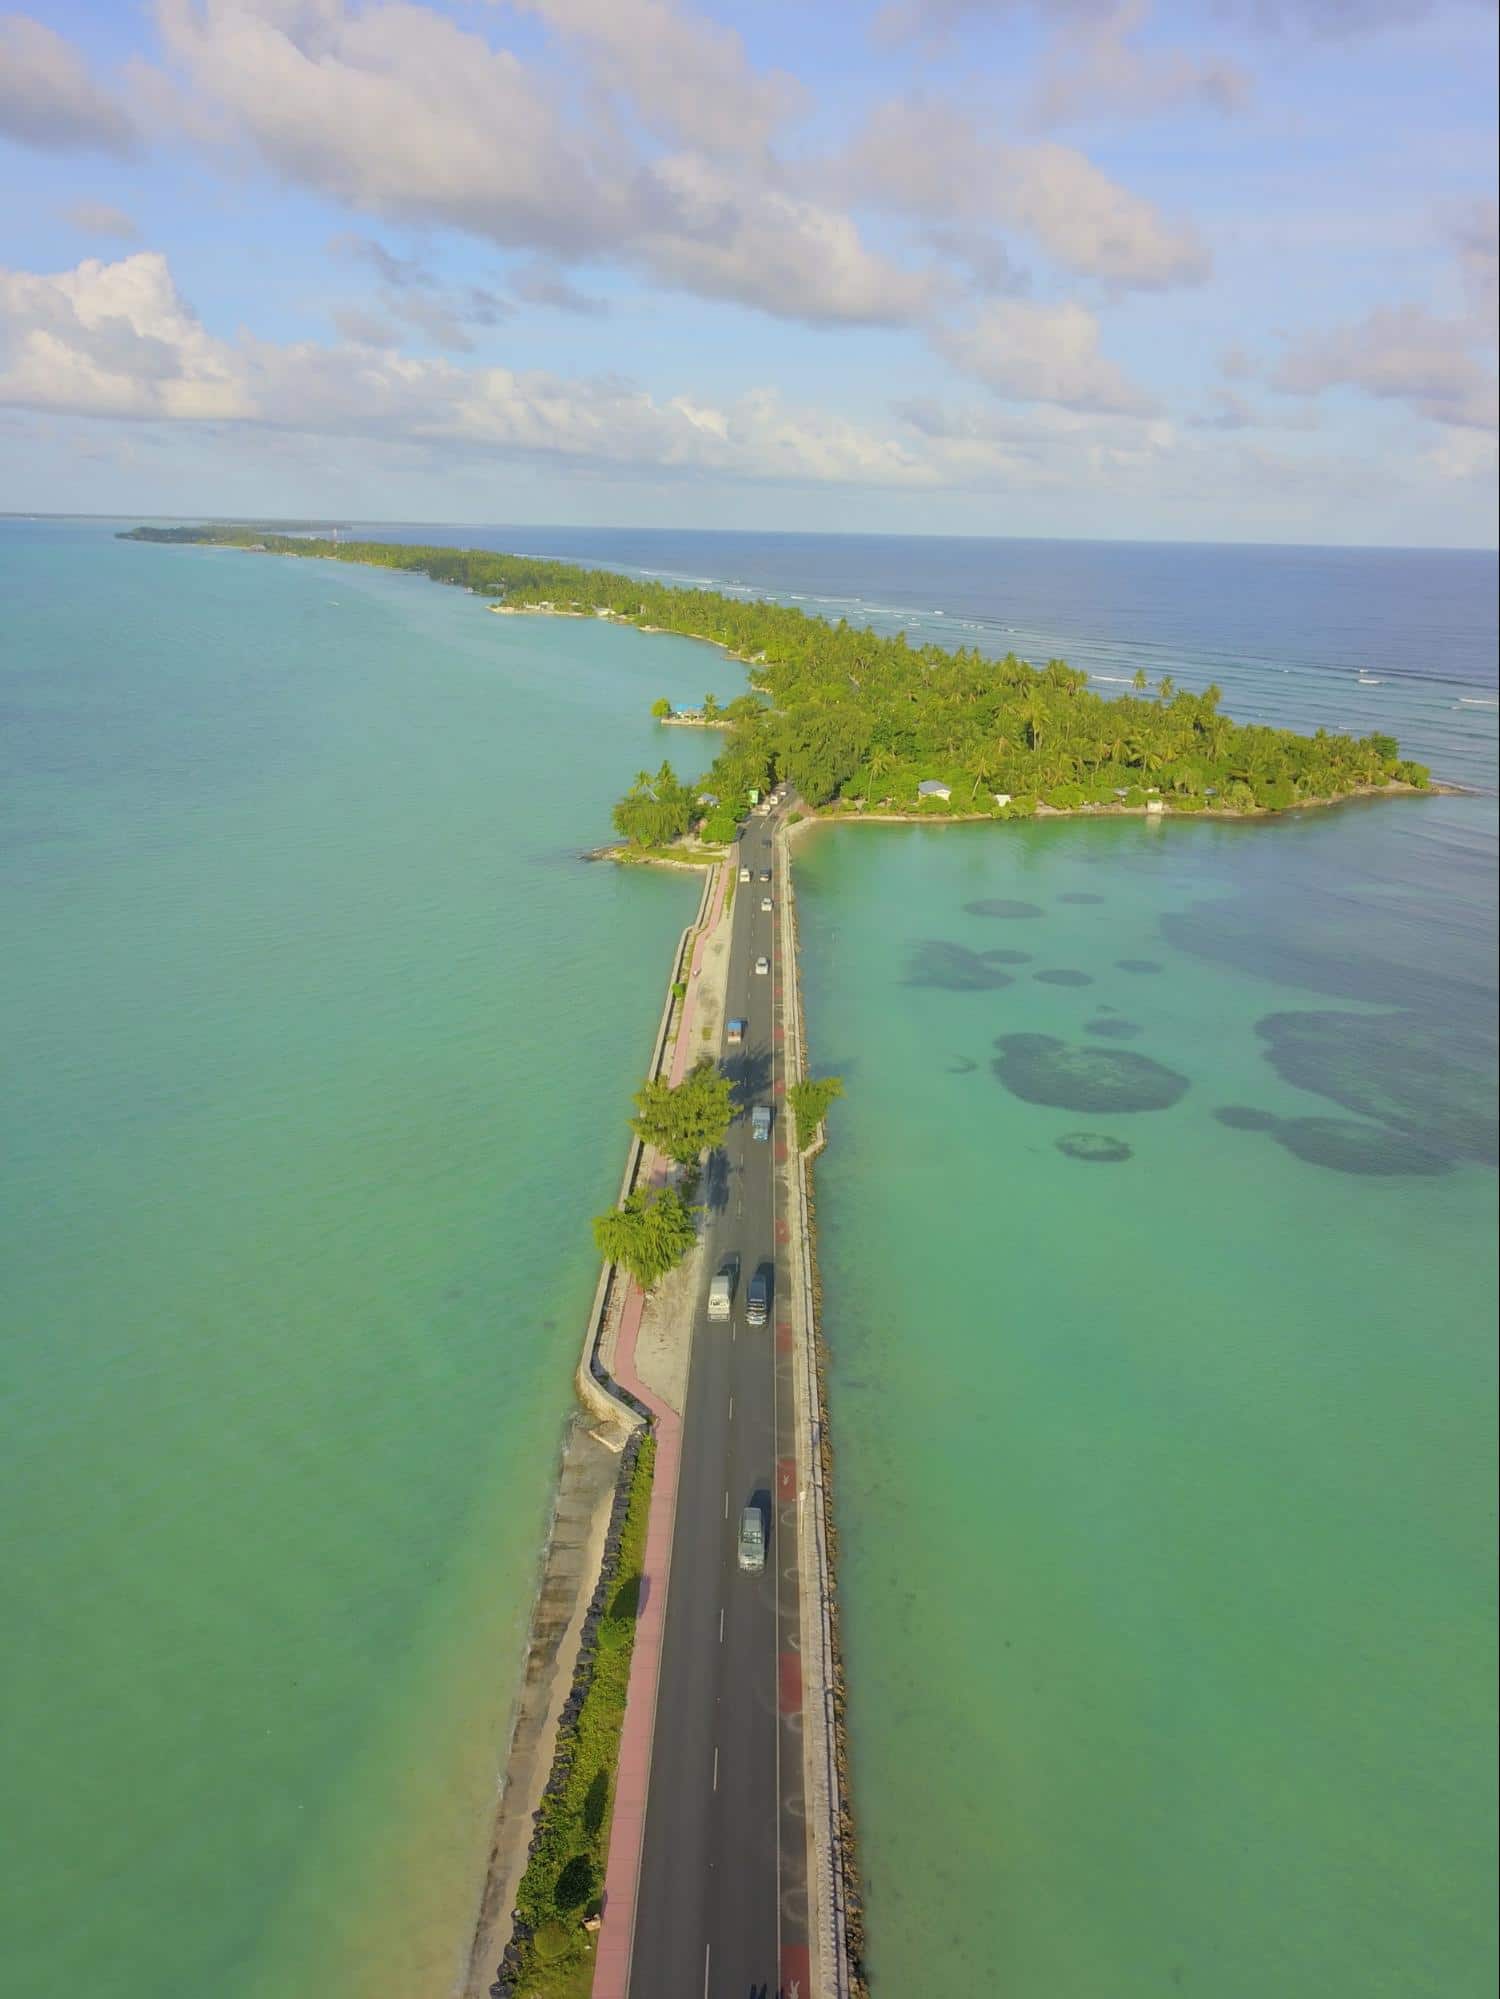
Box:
[1019,691,1048,753]
[1157,675,1176,703]
[1132,668,1149,692]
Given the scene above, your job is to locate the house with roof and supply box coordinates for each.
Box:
[917,779,952,802]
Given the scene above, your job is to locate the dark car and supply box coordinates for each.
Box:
[746,1263,772,1327]
[759,870,772,883]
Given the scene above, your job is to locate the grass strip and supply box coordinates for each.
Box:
[507,1432,656,1998]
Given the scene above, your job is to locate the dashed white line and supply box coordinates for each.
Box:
[703,1942,711,1997]
[712,1745,719,1791]
[719,1605,725,1643]
[728,1395,734,1422]
[723,1488,729,1519]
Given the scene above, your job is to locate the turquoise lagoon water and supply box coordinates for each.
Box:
[0,523,741,1998]
[4,521,1495,1999]
[796,801,1497,1997]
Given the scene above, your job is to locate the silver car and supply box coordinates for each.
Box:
[754,955,769,976]
[737,1505,765,1573]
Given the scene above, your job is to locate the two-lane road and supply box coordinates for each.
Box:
[630,802,809,1997]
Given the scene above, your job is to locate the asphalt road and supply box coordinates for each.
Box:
[630,799,809,1999]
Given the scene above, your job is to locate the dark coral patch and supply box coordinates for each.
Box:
[1057,893,1105,905]
[906,940,1016,990]
[1214,1106,1278,1132]
[1116,958,1163,974]
[1056,1132,1132,1163]
[1256,1009,1496,1166]
[1214,1099,1457,1176]
[964,898,1045,919]
[947,1055,978,1075]
[979,948,1033,965]
[1273,1117,1453,1177]
[1085,1016,1143,1040]
[992,1035,1189,1113]
[1033,968,1094,987]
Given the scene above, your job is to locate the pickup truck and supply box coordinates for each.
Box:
[751,1104,772,1142]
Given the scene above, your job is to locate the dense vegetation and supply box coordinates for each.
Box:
[591,1185,699,1289]
[788,1076,845,1148]
[122,526,1431,820]
[510,1435,654,1996]
[630,1057,735,1166]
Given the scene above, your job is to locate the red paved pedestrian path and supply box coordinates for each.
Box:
[592,860,727,1999]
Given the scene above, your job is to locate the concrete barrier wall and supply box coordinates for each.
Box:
[776,820,859,1999]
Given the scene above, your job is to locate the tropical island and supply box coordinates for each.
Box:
[121,527,1433,837]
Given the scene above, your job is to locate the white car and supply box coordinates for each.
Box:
[754,955,770,976]
[738,865,751,882]
[761,895,773,913]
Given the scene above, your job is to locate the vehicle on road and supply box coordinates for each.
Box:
[726,1017,746,1045]
[754,956,769,976]
[751,1104,772,1141]
[737,1504,765,1573]
[746,1263,772,1327]
[760,895,773,912]
[738,865,751,882]
[759,870,772,882]
[707,1260,736,1321]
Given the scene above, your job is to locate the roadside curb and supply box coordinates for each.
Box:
[776,816,862,1999]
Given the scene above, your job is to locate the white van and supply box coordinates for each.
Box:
[707,1260,736,1321]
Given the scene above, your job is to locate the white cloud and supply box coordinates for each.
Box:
[840,99,1210,289]
[0,250,933,483]
[510,259,609,316]
[0,252,247,419]
[936,298,1156,413]
[1029,1,1251,130]
[148,0,926,327]
[1451,198,1498,340]
[637,154,932,325]
[1274,303,1497,430]
[66,202,141,241]
[0,250,1206,500]
[0,13,138,155]
[506,0,803,155]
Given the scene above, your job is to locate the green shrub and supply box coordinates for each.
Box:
[1044,782,1085,809]
[1172,793,1206,813]
[1006,793,1038,818]
[787,1075,845,1146]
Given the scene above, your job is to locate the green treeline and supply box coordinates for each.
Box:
[120,525,1431,819]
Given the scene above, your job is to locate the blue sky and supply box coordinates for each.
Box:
[1,0,1495,544]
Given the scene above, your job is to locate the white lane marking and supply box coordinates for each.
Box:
[728,1395,734,1422]
[712,1745,719,1791]
[723,1488,729,1519]
[703,1943,711,1997]
[719,1605,725,1643]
